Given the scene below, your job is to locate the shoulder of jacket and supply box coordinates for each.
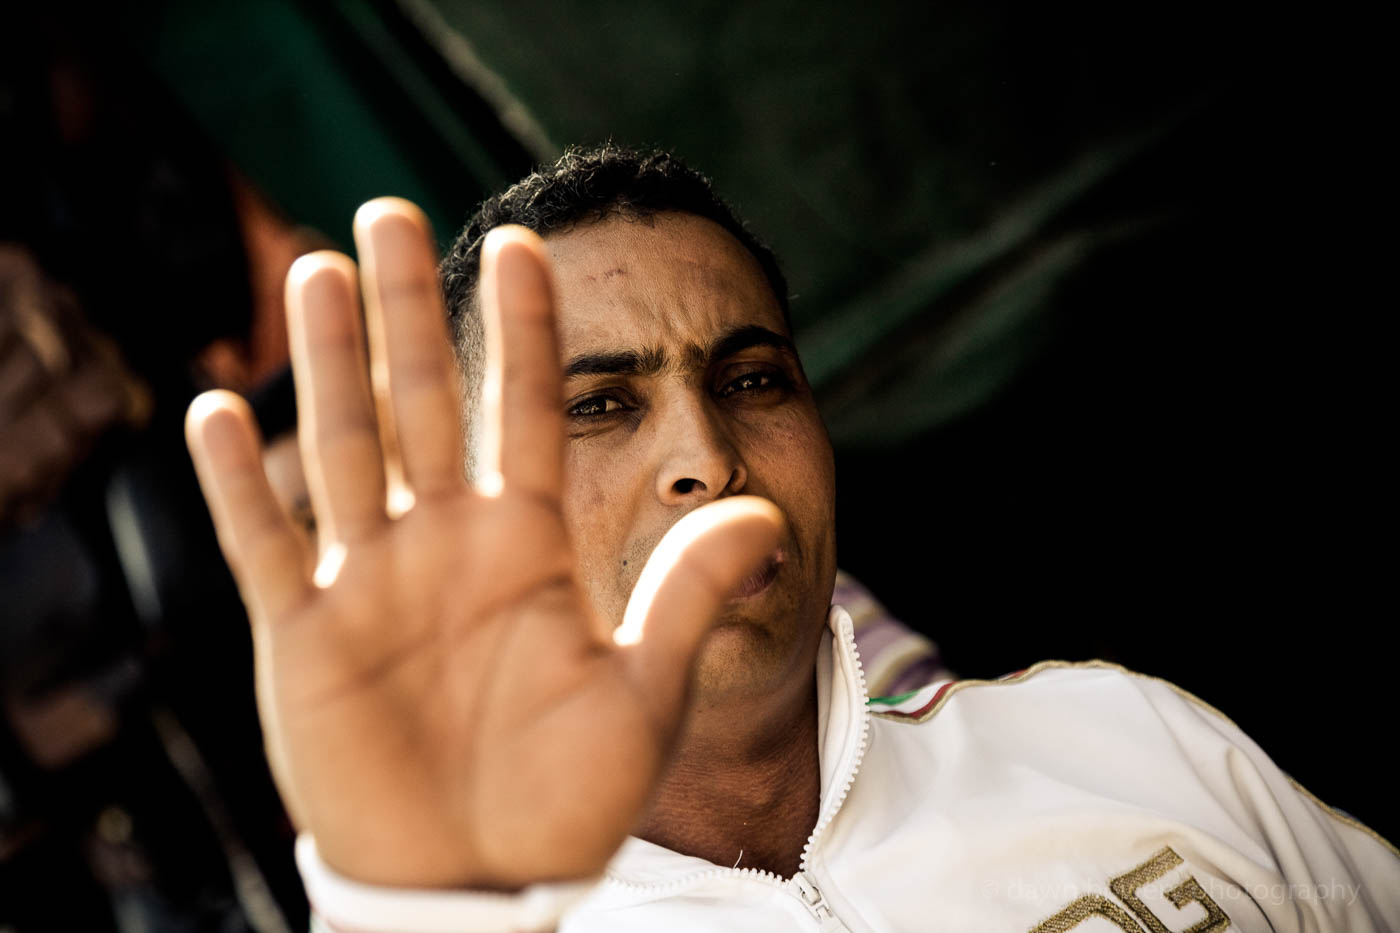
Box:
[865,661,1400,861]
[866,659,1226,726]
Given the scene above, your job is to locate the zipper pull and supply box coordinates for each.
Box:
[791,871,853,932]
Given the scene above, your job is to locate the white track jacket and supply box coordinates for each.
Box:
[299,607,1400,932]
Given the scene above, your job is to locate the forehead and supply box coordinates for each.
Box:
[544,212,786,356]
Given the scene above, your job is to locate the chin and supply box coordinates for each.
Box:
[688,598,821,702]
[690,626,785,699]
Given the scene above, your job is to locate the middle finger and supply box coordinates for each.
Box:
[354,199,466,502]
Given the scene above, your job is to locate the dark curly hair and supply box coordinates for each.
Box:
[438,144,789,477]
[440,144,788,335]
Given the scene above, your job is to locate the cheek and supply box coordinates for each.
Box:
[563,443,644,621]
[564,451,612,516]
[740,407,835,507]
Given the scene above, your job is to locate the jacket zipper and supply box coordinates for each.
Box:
[788,608,868,932]
[604,609,871,931]
[791,870,854,932]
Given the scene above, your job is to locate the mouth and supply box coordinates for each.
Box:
[729,548,785,600]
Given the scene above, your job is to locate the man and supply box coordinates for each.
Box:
[186,147,1399,931]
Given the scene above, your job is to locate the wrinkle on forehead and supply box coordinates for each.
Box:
[547,212,785,359]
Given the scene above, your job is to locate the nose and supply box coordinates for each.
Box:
[654,397,747,505]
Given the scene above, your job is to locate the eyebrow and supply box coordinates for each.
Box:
[562,325,796,380]
[707,325,796,365]
[562,347,666,380]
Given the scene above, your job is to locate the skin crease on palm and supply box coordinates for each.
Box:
[213,205,836,885]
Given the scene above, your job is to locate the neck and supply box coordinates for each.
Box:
[635,668,821,878]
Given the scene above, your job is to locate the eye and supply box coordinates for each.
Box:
[719,369,789,399]
[568,395,629,418]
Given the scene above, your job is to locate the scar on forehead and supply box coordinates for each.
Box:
[584,266,628,282]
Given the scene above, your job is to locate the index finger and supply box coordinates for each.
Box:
[477,227,564,503]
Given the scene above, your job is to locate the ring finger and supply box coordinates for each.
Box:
[286,251,388,548]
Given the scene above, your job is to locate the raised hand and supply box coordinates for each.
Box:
[185,200,783,890]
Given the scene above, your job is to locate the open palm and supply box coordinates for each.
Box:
[185,201,782,890]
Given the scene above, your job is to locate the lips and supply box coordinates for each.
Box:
[729,549,784,600]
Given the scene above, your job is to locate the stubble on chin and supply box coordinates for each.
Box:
[687,572,826,701]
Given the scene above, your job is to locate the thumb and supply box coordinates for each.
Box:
[614,495,785,719]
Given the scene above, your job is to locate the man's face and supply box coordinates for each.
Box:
[546,212,837,700]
